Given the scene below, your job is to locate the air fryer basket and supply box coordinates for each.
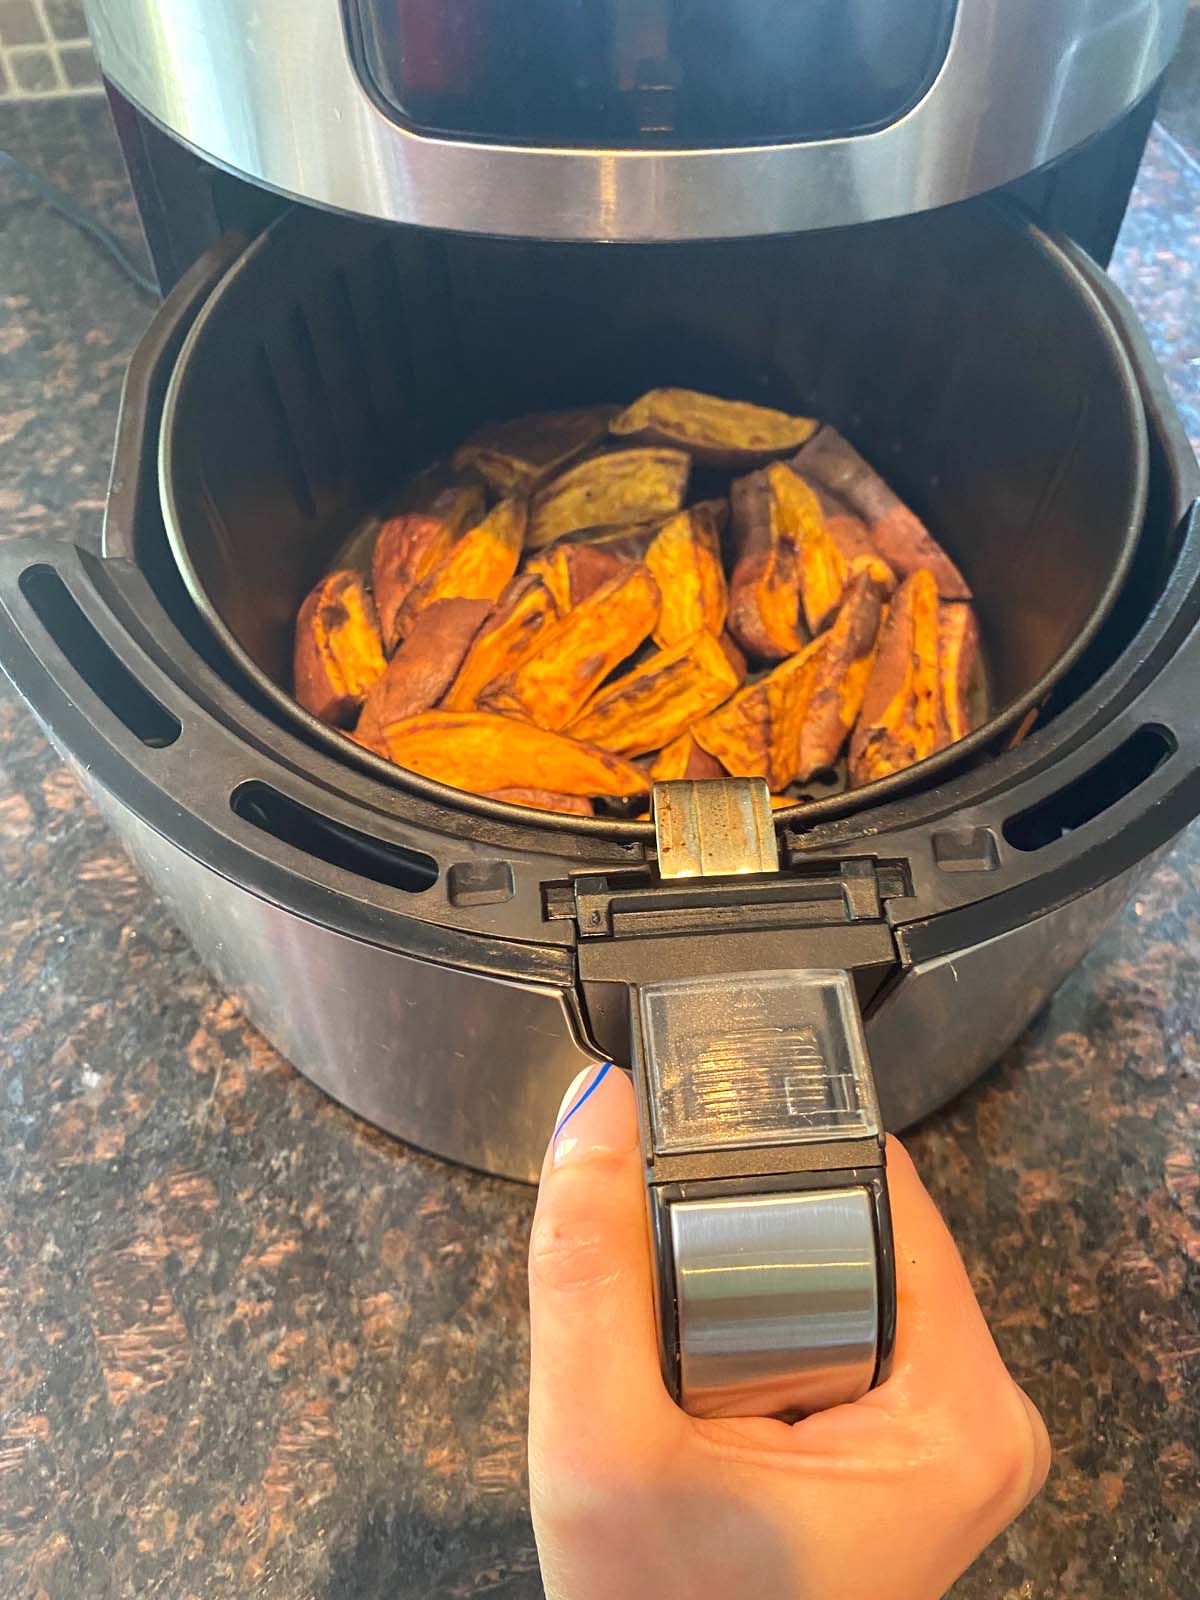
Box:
[159,199,1147,829]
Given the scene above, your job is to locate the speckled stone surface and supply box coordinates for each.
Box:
[0,97,1198,1600]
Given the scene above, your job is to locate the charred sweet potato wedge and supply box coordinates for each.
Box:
[396,497,526,640]
[441,574,558,712]
[793,428,970,600]
[293,570,387,726]
[526,449,690,550]
[485,787,596,816]
[608,387,818,469]
[938,601,980,744]
[355,597,490,747]
[452,405,618,498]
[728,467,804,660]
[567,631,740,757]
[373,712,650,799]
[849,569,947,784]
[693,637,826,788]
[648,733,726,783]
[526,542,628,614]
[645,506,728,647]
[484,565,661,730]
[796,563,890,779]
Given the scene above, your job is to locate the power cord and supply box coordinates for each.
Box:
[0,148,158,298]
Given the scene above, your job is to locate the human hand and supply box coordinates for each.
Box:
[528,1063,1050,1600]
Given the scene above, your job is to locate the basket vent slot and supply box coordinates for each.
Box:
[19,565,181,749]
[1003,726,1175,852]
[232,780,437,893]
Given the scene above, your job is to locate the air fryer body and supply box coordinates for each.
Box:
[0,1,1195,1182]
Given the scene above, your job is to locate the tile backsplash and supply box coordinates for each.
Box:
[0,0,99,100]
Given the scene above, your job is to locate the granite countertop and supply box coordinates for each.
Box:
[1,93,1198,1600]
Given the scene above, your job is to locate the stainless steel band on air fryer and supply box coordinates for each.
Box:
[84,0,1187,241]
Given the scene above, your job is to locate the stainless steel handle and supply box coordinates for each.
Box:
[636,779,895,1420]
[669,1187,880,1418]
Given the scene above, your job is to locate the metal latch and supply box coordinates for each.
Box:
[629,778,897,1420]
[653,776,779,878]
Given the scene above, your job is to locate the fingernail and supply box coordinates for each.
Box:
[551,1062,632,1167]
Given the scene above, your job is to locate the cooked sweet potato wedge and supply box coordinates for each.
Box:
[727,462,850,657]
[333,472,483,577]
[849,569,947,784]
[608,387,818,468]
[648,733,726,783]
[484,565,661,730]
[939,601,980,744]
[426,481,488,530]
[441,574,558,712]
[796,563,890,779]
[793,428,970,600]
[693,637,826,787]
[372,482,489,649]
[355,597,490,747]
[526,449,690,550]
[391,473,486,526]
[372,514,458,654]
[452,405,618,497]
[810,483,879,569]
[485,787,596,816]
[692,680,769,780]
[765,636,832,790]
[293,570,387,726]
[728,467,804,660]
[719,632,749,685]
[526,542,628,614]
[396,497,525,640]
[645,506,728,647]
[374,712,650,799]
[567,631,740,757]
[771,463,850,635]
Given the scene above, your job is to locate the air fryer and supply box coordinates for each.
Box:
[0,0,1195,1414]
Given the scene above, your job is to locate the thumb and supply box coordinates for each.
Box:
[528,1064,680,1480]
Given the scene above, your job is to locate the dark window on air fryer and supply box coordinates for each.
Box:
[348,0,958,147]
